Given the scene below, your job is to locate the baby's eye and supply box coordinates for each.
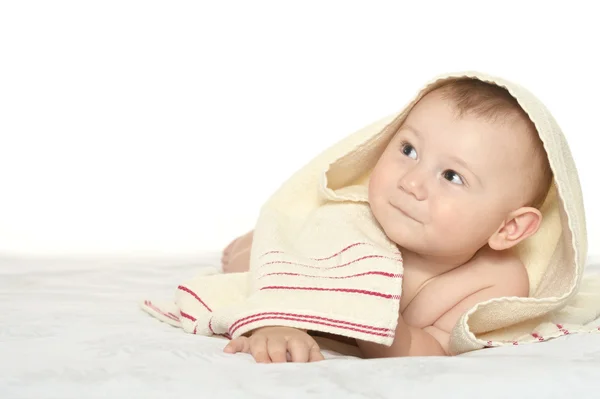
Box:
[401,142,417,160]
[442,170,464,185]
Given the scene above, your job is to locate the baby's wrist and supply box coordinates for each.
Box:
[244,326,306,337]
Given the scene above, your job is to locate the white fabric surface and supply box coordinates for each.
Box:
[1,253,600,399]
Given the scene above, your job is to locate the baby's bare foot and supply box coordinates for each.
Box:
[221,231,253,273]
[224,247,251,273]
[221,237,239,267]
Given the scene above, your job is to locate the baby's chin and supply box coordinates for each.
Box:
[379,225,421,252]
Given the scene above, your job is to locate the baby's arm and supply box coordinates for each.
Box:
[358,256,529,358]
[357,314,446,357]
[224,326,325,363]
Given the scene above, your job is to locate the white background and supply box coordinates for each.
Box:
[1,1,598,259]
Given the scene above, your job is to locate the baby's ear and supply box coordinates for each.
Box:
[488,207,543,251]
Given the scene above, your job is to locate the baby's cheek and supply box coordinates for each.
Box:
[431,204,474,245]
[368,167,387,193]
[367,174,380,201]
[432,201,461,229]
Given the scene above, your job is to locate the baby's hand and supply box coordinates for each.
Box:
[223,326,325,363]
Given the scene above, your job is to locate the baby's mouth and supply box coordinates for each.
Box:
[389,201,421,223]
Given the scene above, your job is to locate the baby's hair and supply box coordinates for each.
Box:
[435,78,553,209]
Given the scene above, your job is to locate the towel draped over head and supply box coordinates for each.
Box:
[141,71,600,355]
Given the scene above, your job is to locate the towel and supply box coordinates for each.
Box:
[141,71,600,355]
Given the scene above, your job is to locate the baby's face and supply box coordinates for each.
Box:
[368,90,534,257]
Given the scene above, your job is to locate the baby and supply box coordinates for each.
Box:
[221,78,553,362]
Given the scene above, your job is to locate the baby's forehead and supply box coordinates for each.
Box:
[405,101,538,167]
[406,93,534,145]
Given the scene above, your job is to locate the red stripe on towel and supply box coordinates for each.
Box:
[144,300,180,322]
[260,254,402,270]
[260,242,403,261]
[260,285,399,299]
[556,323,570,335]
[259,271,403,280]
[531,332,544,342]
[177,285,213,312]
[180,311,197,322]
[259,250,284,258]
[259,243,368,260]
[228,311,392,334]
[307,242,371,261]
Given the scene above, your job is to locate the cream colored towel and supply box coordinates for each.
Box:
[141,71,600,355]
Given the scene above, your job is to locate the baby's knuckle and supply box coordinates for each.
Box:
[288,338,308,347]
[249,333,263,342]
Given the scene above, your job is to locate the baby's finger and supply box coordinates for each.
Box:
[287,339,310,363]
[267,337,288,363]
[223,336,250,354]
[308,343,325,362]
[250,335,271,363]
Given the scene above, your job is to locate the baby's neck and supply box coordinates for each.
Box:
[400,246,486,275]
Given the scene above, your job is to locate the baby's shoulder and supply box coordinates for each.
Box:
[469,247,529,294]
[402,247,529,335]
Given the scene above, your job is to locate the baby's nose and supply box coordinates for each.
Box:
[397,169,427,201]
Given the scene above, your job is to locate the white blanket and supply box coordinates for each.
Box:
[1,253,600,399]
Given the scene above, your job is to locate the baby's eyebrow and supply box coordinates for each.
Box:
[448,155,481,184]
[401,124,421,138]
[448,155,470,170]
